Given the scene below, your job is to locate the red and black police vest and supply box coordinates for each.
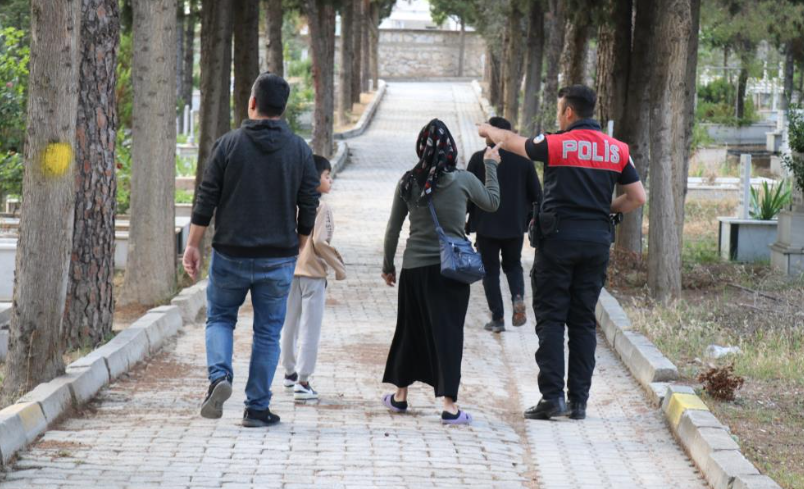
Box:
[545,129,630,173]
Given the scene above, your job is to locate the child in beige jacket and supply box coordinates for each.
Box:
[281,155,346,400]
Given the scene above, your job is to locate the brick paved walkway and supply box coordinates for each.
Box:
[0,82,707,489]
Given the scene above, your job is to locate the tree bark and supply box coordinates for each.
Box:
[306,0,336,158]
[360,0,370,91]
[0,0,81,402]
[595,0,631,127]
[614,0,655,254]
[502,2,525,128]
[457,18,466,78]
[560,9,592,86]
[488,46,503,112]
[181,0,196,114]
[350,0,363,104]
[735,63,748,120]
[233,0,260,126]
[264,0,284,76]
[539,0,565,133]
[194,0,233,203]
[676,0,700,248]
[520,1,544,136]
[647,0,690,301]
[338,0,354,125]
[176,0,185,126]
[63,0,119,351]
[120,0,178,306]
[369,1,380,88]
[783,44,795,113]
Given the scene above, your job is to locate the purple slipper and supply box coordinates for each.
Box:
[382,393,407,413]
[441,410,473,425]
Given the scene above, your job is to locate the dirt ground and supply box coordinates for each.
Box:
[608,198,804,489]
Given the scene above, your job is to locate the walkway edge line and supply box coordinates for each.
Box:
[0,280,208,468]
[331,140,349,177]
[596,287,780,489]
[334,80,387,141]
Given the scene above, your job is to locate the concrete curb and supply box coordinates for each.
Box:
[597,288,781,489]
[334,80,387,140]
[170,279,207,324]
[331,140,350,178]
[0,280,208,468]
[471,79,496,119]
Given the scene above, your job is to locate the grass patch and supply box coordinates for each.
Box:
[610,196,804,488]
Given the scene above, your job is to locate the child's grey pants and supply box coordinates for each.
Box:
[281,276,327,383]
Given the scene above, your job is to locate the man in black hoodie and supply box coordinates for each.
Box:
[183,72,320,428]
[467,117,542,333]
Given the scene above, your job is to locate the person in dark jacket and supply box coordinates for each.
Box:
[183,72,320,428]
[467,117,542,333]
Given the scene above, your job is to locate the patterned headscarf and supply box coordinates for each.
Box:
[400,119,458,203]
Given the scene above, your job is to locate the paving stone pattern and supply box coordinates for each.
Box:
[0,83,708,489]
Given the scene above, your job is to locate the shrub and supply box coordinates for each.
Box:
[696,78,758,127]
[750,180,791,220]
[0,27,29,155]
[698,364,745,402]
[116,129,132,215]
[0,151,23,198]
[784,108,804,194]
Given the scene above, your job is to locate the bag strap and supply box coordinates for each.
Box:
[427,196,448,239]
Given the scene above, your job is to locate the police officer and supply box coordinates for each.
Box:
[478,85,646,420]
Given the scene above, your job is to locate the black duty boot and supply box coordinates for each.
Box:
[242,407,281,428]
[484,319,505,333]
[524,397,568,420]
[200,377,232,419]
[569,400,587,420]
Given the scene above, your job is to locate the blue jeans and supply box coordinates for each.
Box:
[205,250,296,410]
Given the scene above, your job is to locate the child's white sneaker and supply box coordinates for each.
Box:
[294,382,318,400]
[283,372,298,388]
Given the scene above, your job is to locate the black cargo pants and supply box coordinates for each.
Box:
[531,239,610,403]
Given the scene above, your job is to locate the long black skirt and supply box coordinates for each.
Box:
[382,264,471,401]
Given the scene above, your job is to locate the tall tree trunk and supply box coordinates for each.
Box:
[63,0,119,351]
[306,0,336,157]
[350,0,362,104]
[121,0,178,306]
[735,63,748,120]
[194,0,233,204]
[0,0,81,403]
[264,0,284,76]
[539,0,565,133]
[338,0,354,125]
[176,0,185,133]
[676,0,700,247]
[457,18,466,77]
[615,0,655,254]
[181,0,196,116]
[783,44,795,113]
[647,0,691,301]
[560,9,592,86]
[360,0,370,91]
[502,2,525,128]
[488,46,503,112]
[520,1,544,136]
[233,0,260,126]
[369,1,380,88]
[595,0,632,127]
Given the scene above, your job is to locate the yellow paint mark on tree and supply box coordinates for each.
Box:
[41,142,73,177]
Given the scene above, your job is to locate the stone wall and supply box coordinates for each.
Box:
[330,29,486,80]
[378,29,485,79]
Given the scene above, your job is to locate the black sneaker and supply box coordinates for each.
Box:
[242,407,280,428]
[200,377,232,419]
[569,400,587,420]
[484,319,505,333]
[524,397,568,420]
[283,372,298,388]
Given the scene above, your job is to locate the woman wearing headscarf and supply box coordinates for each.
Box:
[381,119,501,425]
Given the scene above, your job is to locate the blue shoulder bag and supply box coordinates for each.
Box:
[427,197,485,284]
